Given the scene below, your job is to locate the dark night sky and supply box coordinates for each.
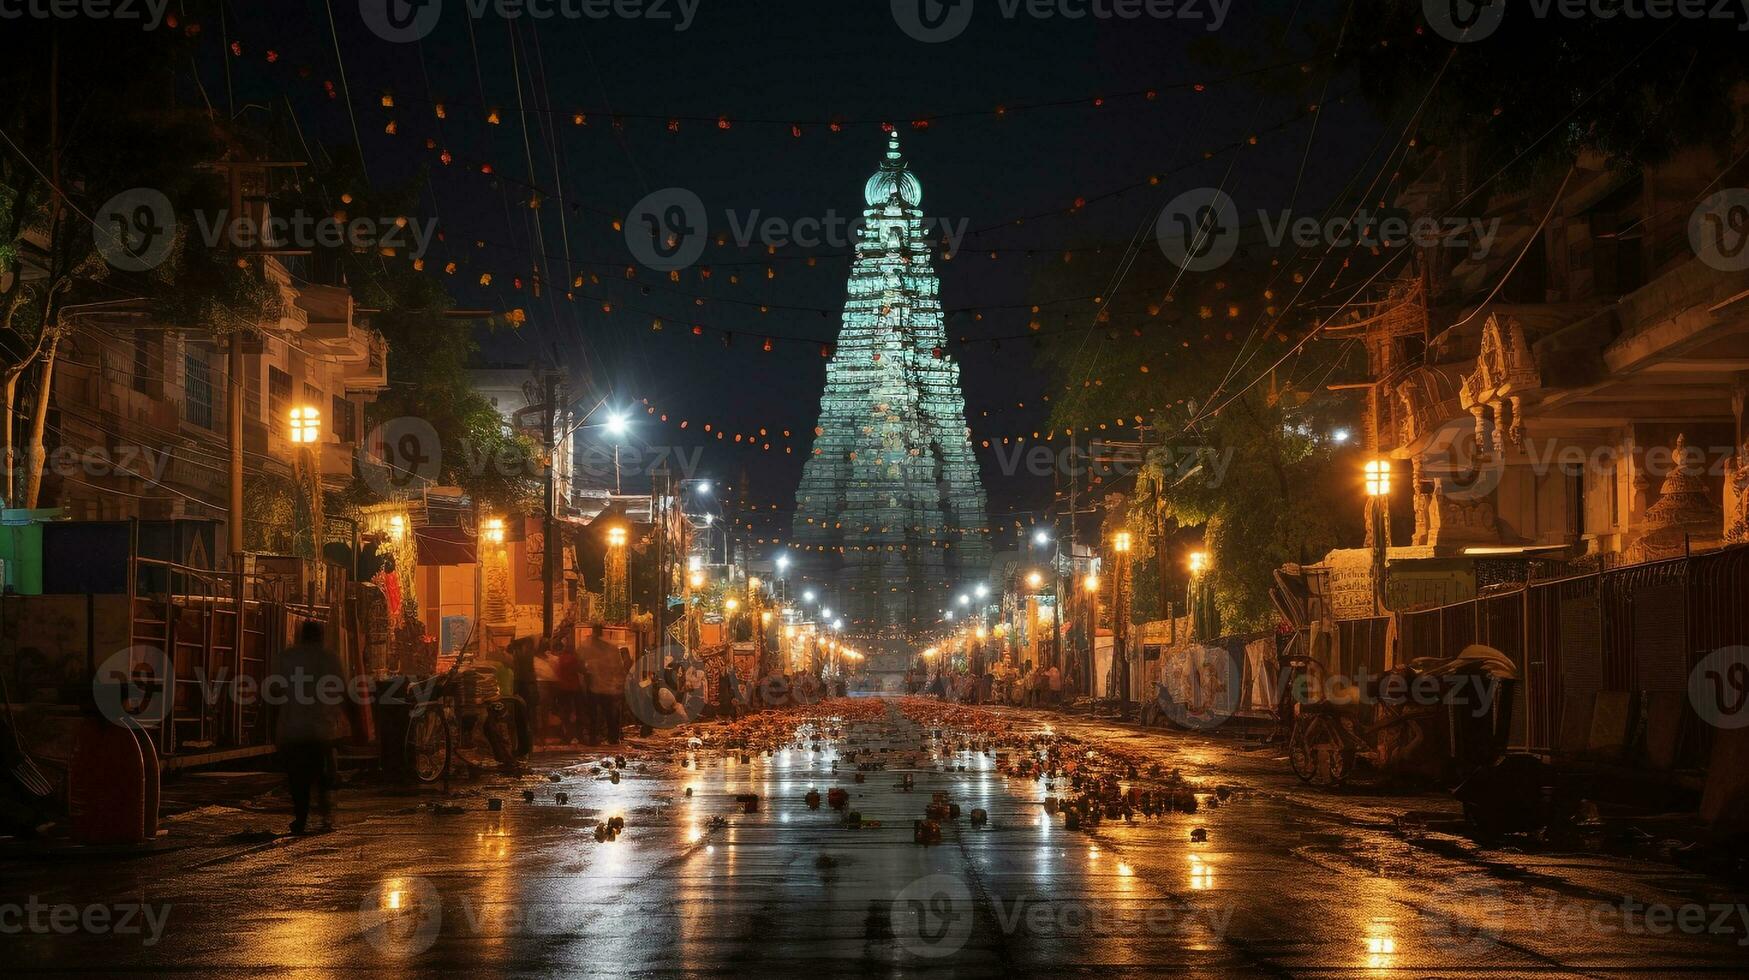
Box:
[200,0,1373,562]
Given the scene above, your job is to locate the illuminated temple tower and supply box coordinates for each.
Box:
[792,136,992,654]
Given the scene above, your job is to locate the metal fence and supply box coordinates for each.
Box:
[1395,544,1749,767]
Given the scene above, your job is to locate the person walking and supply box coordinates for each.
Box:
[511,638,540,748]
[270,621,350,836]
[552,638,585,744]
[579,625,627,744]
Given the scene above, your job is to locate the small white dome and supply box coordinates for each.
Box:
[863,135,922,207]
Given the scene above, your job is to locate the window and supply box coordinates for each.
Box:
[268,367,291,437]
[184,354,213,429]
[332,394,357,443]
[131,335,157,397]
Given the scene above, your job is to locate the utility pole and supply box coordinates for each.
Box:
[542,370,558,643]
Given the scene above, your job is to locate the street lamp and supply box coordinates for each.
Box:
[481,517,506,544]
[1189,551,1209,575]
[958,594,970,606]
[607,525,627,547]
[1026,571,1044,589]
[803,590,816,603]
[1364,458,1392,613]
[975,583,989,598]
[1084,573,1100,591]
[1032,528,1051,547]
[288,405,322,444]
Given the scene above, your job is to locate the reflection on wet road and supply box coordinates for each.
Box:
[5,698,1746,976]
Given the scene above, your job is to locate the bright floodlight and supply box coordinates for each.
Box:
[803,590,816,603]
[1331,428,1351,445]
[958,594,970,606]
[605,412,629,436]
[1033,529,1051,546]
[776,553,790,570]
[975,583,989,598]
[696,480,712,493]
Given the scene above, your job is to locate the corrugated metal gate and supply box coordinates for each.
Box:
[1392,544,1749,766]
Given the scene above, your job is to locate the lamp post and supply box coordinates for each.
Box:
[1364,458,1392,615]
[1112,531,1133,712]
[604,524,628,624]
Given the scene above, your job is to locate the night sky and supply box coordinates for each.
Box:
[195,0,1374,557]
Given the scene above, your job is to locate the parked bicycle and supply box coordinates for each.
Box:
[404,638,530,782]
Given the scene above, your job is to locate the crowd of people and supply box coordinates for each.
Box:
[510,624,633,746]
[907,658,1066,707]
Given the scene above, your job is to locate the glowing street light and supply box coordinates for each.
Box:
[604,412,629,436]
[1189,551,1209,575]
[1364,458,1392,497]
[776,553,790,573]
[1084,573,1100,592]
[481,517,506,545]
[975,583,989,598]
[803,590,816,603]
[1113,531,1132,553]
[1026,570,1044,589]
[607,525,627,547]
[387,514,406,542]
[688,570,705,588]
[288,405,322,444]
[1032,528,1051,546]
[724,597,740,612]
[695,480,712,494]
[958,594,970,606]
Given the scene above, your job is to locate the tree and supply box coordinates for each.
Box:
[1,19,277,507]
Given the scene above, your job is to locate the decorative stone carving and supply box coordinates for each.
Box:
[1629,434,1723,561]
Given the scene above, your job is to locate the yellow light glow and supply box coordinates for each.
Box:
[1189,551,1209,575]
[1113,531,1132,552]
[1083,573,1099,592]
[724,598,739,612]
[288,405,322,444]
[761,611,773,624]
[749,576,761,590]
[1364,458,1392,497]
[387,514,406,541]
[1026,571,1044,589]
[974,626,987,639]
[607,525,627,547]
[482,517,505,544]
[688,571,705,588]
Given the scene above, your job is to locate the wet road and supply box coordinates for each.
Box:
[5,698,1747,976]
